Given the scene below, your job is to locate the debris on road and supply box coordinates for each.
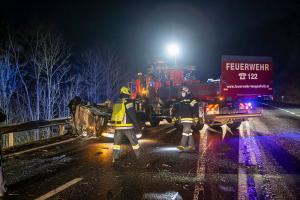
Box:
[183,184,189,191]
[162,163,172,168]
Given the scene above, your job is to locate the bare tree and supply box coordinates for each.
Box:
[31,28,71,120]
[0,49,17,122]
[7,27,72,138]
[80,49,105,103]
[101,47,125,100]
[59,75,81,117]
[0,25,130,143]
[79,47,126,103]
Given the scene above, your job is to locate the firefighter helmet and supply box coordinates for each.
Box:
[181,86,190,94]
[120,86,131,95]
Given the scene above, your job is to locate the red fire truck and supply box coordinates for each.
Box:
[129,56,273,130]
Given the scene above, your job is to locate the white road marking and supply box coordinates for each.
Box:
[193,125,208,199]
[172,192,179,200]
[249,119,291,199]
[35,178,83,200]
[5,138,78,157]
[260,102,300,117]
[166,128,177,134]
[244,121,266,198]
[238,121,271,199]
[238,167,248,200]
[143,191,181,199]
[238,124,249,200]
[244,121,257,165]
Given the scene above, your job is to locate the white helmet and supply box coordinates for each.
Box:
[181,86,190,94]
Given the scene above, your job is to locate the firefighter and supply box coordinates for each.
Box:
[111,86,141,164]
[174,86,199,151]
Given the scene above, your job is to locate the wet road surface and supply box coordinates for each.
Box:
[3,102,300,199]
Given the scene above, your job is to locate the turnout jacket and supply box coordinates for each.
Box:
[173,97,199,123]
[114,98,139,129]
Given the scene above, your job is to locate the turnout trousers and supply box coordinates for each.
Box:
[112,129,141,162]
[179,123,195,149]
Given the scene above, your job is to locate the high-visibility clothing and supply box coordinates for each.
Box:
[113,144,121,150]
[181,117,194,123]
[112,92,141,163]
[111,99,126,122]
[179,122,195,150]
[112,129,141,161]
[112,98,139,130]
[173,97,199,123]
[132,144,140,150]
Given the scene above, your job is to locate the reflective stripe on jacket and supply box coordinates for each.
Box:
[173,98,199,122]
[114,98,138,129]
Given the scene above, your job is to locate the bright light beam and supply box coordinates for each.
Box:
[167,44,179,66]
[167,44,179,56]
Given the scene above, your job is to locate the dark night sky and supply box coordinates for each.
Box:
[0,0,299,79]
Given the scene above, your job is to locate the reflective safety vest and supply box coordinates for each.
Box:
[111,99,126,122]
[111,99,135,129]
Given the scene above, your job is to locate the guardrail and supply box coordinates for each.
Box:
[0,104,111,149]
[0,106,111,195]
[0,117,72,148]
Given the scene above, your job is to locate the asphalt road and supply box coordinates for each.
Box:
[3,102,300,200]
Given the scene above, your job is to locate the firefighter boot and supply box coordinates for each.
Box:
[112,149,122,163]
[187,134,196,151]
[134,149,141,159]
[178,133,189,151]
[131,143,141,158]
[177,145,185,151]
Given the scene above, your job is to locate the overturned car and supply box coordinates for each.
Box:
[69,98,142,139]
